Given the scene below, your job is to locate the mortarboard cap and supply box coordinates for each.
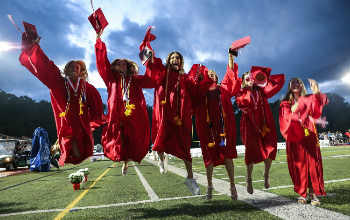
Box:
[228,36,251,57]
[88,8,109,33]
[249,66,271,87]
[21,22,40,50]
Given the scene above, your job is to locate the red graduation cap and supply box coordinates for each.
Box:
[7,15,40,50]
[187,64,209,83]
[249,66,271,87]
[139,26,156,65]
[88,8,109,33]
[228,36,251,56]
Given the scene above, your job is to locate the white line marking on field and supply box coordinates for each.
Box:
[0,194,225,217]
[262,178,350,190]
[144,158,350,220]
[238,180,264,184]
[0,209,64,217]
[235,176,246,178]
[132,162,159,201]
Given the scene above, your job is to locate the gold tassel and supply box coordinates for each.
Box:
[124,104,136,116]
[208,142,215,147]
[222,109,226,118]
[260,126,270,137]
[207,113,210,122]
[124,109,132,116]
[59,112,66,117]
[304,128,310,137]
[174,115,182,126]
[79,108,83,115]
[220,133,226,137]
[161,100,167,105]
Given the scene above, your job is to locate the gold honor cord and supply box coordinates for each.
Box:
[60,77,85,117]
[251,90,270,137]
[121,75,135,116]
[174,74,182,126]
[161,67,170,105]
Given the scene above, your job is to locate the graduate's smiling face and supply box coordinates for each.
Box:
[170,53,181,71]
[208,70,218,83]
[290,78,302,94]
[112,59,127,75]
[68,62,81,79]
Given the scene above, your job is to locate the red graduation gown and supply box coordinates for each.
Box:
[236,74,285,165]
[95,39,158,163]
[193,64,242,168]
[19,45,105,166]
[146,57,213,162]
[279,93,328,197]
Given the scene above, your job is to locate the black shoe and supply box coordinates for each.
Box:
[51,156,59,169]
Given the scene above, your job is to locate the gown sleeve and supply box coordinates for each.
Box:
[19,44,64,90]
[95,39,112,85]
[262,74,285,99]
[86,83,106,131]
[143,57,166,88]
[221,63,242,98]
[279,101,304,142]
[235,89,254,114]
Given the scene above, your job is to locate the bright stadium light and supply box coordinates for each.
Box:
[0,42,12,51]
[342,73,350,83]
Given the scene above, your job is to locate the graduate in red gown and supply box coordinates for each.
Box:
[95,30,159,175]
[279,77,328,205]
[142,30,213,195]
[235,67,285,194]
[19,39,105,167]
[190,53,242,200]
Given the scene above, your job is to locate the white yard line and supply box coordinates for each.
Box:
[0,194,216,217]
[144,158,350,220]
[131,161,159,201]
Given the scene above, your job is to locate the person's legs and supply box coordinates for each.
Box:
[206,163,214,199]
[263,158,272,189]
[224,158,237,200]
[246,163,254,194]
[183,159,193,178]
[157,151,165,174]
[308,174,320,205]
[70,137,81,157]
[122,159,131,176]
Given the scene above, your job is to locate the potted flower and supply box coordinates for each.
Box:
[79,168,89,182]
[68,171,84,190]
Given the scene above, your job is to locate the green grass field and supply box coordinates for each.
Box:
[0,146,349,219]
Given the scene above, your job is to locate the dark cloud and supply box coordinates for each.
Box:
[1,0,350,105]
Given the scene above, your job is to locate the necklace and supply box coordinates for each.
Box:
[121,75,135,116]
[250,90,259,109]
[68,77,81,96]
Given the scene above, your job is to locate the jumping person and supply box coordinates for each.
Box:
[20,34,106,166]
[95,29,159,175]
[142,29,213,195]
[235,66,285,194]
[279,77,328,205]
[190,53,242,200]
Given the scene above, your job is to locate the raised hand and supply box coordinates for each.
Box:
[308,78,319,94]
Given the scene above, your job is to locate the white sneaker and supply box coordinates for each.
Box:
[158,160,165,174]
[184,177,201,195]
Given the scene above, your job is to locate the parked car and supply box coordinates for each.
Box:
[0,144,31,170]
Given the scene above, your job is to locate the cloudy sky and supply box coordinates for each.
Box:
[1,0,350,105]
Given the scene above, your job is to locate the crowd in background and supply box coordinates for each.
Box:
[319,130,350,145]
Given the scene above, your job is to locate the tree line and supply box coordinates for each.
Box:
[0,89,349,147]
